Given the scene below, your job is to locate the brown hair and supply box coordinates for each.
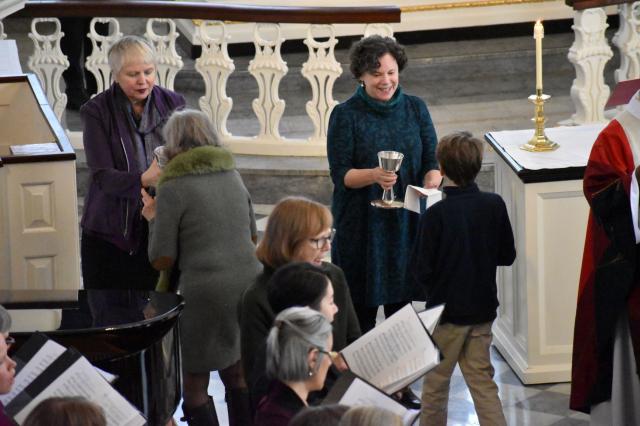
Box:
[256,197,332,269]
[23,397,106,426]
[436,131,484,187]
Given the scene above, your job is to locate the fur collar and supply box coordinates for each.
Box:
[159,146,235,186]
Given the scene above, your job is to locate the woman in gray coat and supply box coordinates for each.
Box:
[142,109,262,425]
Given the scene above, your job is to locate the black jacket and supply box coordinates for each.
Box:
[408,183,516,325]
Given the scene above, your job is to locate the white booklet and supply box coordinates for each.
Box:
[404,185,442,214]
[418,304,445,335]
[324,371,419,425]
[340,304,441,394]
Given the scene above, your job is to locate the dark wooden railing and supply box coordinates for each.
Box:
[17,0,401,23]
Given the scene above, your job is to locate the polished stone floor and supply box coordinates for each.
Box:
[173,340,589,426]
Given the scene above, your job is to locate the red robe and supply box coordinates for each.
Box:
[571,119,640,413]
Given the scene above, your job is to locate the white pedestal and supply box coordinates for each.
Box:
[485,124,603,384]
[0,75,80,292]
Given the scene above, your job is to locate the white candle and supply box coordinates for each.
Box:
[534,20,544,91]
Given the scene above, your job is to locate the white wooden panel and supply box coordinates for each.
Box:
[21,182,55,231]
[25,256,55,290]
[5,161,80,290]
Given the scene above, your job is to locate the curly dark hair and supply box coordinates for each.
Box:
[349,35,408,79]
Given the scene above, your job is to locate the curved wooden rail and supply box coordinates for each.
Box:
[17,0,401,23]
[565,0,630,10]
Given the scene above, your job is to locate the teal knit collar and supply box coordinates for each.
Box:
[159,145,235,186]
[356,85,404,112]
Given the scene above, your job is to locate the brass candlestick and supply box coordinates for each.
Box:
[521,89,559,152]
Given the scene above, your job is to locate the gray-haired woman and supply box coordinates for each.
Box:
[142,109,262,425]
[255,307,333,426]
[80,35,185,291]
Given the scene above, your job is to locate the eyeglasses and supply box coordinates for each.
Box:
[309,229,336,249]
[315,348,338,362]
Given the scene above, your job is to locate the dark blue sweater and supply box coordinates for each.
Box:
[408,183,516,325]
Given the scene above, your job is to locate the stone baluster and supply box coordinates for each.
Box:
[27,18,69,120]
[301,25,342,143]
[248,23,287,141]
[565,8,613,124]
[613,2,640,83]
[145,18,183,91]
[195,21,235,139]
[86,18,122,96]
[364,23,394,38]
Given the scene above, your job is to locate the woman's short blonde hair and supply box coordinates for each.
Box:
[256,196,332,269]
[108,35,156,75]
[163,109,220,160]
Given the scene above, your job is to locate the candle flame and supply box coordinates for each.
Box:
[534,19,544,39]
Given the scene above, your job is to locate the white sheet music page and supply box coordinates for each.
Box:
[0,339,66,405]
[340,304,440,394]
[339,377,419,426]
[0,40,22,76]
[13,356,145,426]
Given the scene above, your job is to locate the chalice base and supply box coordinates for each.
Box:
[371,199,405,209]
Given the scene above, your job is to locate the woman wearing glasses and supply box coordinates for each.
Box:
[240,196,360,412]
[255,307,334,426]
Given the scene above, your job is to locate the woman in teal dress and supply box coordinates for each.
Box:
[327,35,440,333]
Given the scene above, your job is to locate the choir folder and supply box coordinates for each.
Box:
[3,334,145,426]
[324,370,420,425]
[339,303,441,395]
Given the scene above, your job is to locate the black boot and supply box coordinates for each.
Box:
[181,397,219,426]
[226,388,253,426]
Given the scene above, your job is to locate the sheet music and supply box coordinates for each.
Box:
[0,339,66,405]
[13,357,145,426]
[339,377,419,426]
[341,304,440,394]
[0,40,22,76]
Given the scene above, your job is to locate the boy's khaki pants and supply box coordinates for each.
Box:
[420,321,506,426]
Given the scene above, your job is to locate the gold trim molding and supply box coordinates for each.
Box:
[402,0,556,13]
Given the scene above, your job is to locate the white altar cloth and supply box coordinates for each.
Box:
[489,123,606,170]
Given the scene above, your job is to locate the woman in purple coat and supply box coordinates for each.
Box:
[80,35,185,290]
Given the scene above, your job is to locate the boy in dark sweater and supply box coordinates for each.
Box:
[408,131,515,426]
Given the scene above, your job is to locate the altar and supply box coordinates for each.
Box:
[485,123,604,384]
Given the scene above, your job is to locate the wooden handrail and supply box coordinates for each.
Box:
[565,0,630,10]
[17,0,401,24]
